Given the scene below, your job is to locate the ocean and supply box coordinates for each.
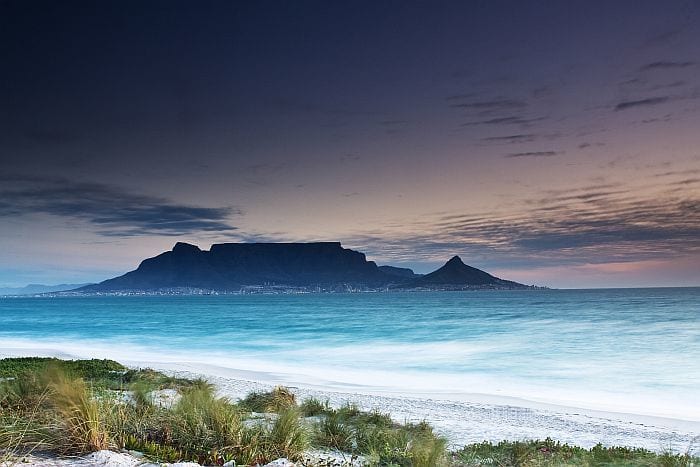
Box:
[1,288,698,422]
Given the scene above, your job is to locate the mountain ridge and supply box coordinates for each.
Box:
[76,242,533,293]
[0,283,94,296]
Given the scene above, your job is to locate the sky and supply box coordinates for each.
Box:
[1,0,699,288]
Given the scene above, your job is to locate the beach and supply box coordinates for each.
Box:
[1,347,698,457]
[160,363,700,455]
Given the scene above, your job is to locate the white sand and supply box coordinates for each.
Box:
[0,450,199,467]
[123,360,700,456]
[1,349,698,456]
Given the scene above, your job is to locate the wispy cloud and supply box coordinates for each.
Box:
[449,98,527,110]
[648,80,686,91]
[672,178,700,186]
[0,175,239,236]
[482,134,536,143]
[641,29,683,48]
[654,168,700,178]
[578,142,605,149]
[639,61,694,71]
[505,151,560,158]
[461,116,546,126]
[614,96,670,111]
[447,93,548,130]
[345,183,700,270]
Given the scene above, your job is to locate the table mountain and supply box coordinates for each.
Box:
[79,242,398,292]
[76,243,531,293]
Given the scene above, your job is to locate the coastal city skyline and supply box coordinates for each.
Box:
[2,0,699,288]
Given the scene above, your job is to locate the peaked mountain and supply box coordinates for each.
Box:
[404,256,528,289]
[79,242,404,292]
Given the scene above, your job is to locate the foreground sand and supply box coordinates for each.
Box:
[3,450,347,467]
[1,349,698,457]
[2,450,199,467]
[130,361,700,456]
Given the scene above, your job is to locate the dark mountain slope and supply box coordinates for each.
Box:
[77,244,532,293]
[80,242,393,291]
[377,265,422,279]
[403,256,528,289]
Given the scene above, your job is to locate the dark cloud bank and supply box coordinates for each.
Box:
[347,183,700,269]
[0,175,238,237]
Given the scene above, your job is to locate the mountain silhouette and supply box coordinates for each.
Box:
[81,242,398,291]
[405,256,528,289]
[77,243,530,292]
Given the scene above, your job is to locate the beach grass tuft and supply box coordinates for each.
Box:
[2,357,699,467]
[317,411,354,451]
[46,367,110,453]
[168,383,242,458]
[299,396,331,416]
[267,407,309,461]
[240,385,296,413]
[452,438,698,466]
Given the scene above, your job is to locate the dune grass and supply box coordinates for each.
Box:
[46,368,110,453]
[1,357,698,466]
[453,438,698,466]
[240,386,297,413]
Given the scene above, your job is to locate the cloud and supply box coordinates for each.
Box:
[641,113,673,124]
[639,61,694,71]
[614,96,670,111]
[672,178,700,186]
[445,93,475,101]
[0,175,239,236]
[379,120,409,126]
[641,29,683,48]
[448,93,546,131]
[654,168,700,178]
[339,153,361,163]
[505,151,560,158]
[648,80,686,91]
[482,134,536,143]
[449,98,527,110]
[343,183,700,271]
[462,116,546,126]
[578,142,605,149]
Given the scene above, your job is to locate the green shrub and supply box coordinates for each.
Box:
[317,411,354,451]
[337,402,361,419]
[406,422,447,467]
[300,397,331,416]
[453,439,698,467]
[120,368,196,391]
[240,386,296,413]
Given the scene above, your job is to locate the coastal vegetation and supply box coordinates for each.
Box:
[1,358,697,466]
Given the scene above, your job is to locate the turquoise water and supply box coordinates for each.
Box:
[1,289,698,419]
